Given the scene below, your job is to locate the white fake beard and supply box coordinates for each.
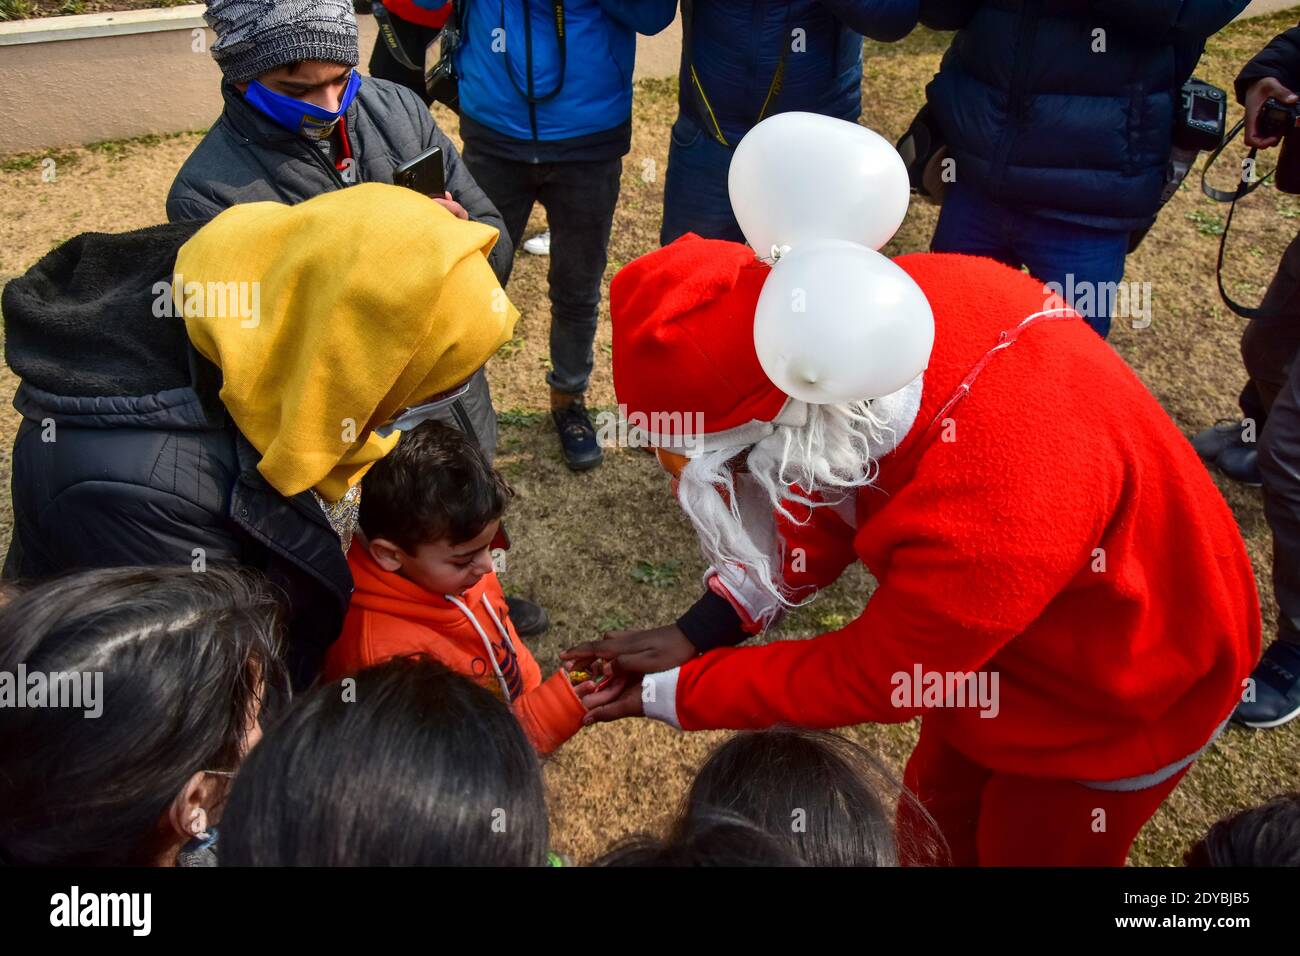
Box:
[675,401,895,618]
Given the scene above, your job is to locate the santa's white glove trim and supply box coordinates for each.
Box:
[642,668,681,729]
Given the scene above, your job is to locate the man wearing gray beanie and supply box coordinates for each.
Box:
[166,0,554,642]
[205,0,361,86]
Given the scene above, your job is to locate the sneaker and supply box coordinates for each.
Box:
[505,596,549,639]
[523,230,551,256]
[552,397,604,471]
[1192,420,1250,461]
[1216,444,1262,487]
[1233,641,1300,729]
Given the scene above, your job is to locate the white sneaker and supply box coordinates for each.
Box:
[523,230,551,256]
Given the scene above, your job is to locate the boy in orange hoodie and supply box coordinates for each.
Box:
[323,421,590,754]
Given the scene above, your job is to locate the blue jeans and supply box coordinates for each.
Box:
[930,183,1131,338]
[660,114,746,246]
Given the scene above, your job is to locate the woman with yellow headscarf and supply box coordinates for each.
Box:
[4,184,517,687]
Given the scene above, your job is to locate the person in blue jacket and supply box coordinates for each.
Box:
[451,0,677,471]
[921,0,1249,337]
[660,0,919,246]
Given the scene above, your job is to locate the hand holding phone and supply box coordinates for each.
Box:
[394,145,446,197]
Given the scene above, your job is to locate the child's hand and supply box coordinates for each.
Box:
[577,674,644,725]
[561,624,696,676]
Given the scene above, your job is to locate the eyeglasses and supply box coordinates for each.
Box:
[376,378,475,438]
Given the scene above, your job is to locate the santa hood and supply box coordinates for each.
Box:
[610,233,926,460]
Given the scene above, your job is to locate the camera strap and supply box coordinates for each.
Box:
[681,0,793,148]
[373,1,426,73]
[1201,118,1285,321]
[503,0,567,106]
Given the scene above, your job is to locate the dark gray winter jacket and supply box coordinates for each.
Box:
[167,76,511,278]
[167,75,510,459]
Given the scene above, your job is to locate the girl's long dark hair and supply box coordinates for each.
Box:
[679,727,949,866]
[0,565,285,866]
[219,656,550,866]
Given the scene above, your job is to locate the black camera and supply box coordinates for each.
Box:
[1258,96,1300,139]
[1258,96,1300,194]
[424,19,462,111]
[1175,78,1228,152]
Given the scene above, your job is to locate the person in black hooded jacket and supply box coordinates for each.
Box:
[2,186,518,689]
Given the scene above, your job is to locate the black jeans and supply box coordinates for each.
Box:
[368,9,441,105]
[461,145,622,396]
[1252,235,1300,648]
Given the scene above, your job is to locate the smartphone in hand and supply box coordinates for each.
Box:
[394,145,446,197]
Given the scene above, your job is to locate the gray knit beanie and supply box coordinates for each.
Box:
[205,0,360,84]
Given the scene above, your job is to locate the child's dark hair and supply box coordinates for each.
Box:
[0,565,285,866]
[359,420,512,551]
[1184,793,1300,867]
[594,811,806,867]
[679,727,948,866]
[219,656,550,866]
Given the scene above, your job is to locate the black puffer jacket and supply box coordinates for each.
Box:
[2,224,351,688]
[921,0,1248,231]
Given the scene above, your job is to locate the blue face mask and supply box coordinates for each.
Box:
[244,69,363,141]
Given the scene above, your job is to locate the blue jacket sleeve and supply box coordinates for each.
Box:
[595,0,678,36]
[817,0,918,41]
[1089,0,1250,39]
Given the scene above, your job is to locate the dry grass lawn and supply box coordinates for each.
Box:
[2,14,1298,866]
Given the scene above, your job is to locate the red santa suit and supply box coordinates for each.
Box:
[609,235,1261,866]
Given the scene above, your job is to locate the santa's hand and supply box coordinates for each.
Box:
[561,625,696,676]
[580,676,645,725]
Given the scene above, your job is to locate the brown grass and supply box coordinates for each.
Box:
[2,14,1298,865]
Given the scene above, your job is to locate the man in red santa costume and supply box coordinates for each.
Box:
[563,234,1262,867]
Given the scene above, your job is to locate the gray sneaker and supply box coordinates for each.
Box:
[1191,419,1253,462]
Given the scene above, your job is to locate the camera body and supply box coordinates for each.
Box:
[1258,96,1300,140]
[1175,79,1228,152]
[1259,96,1300,194]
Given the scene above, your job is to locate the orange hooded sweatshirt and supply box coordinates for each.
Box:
[324,546,586,755]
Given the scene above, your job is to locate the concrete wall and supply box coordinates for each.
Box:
[0,0,1289,157]
[0,6,683,156]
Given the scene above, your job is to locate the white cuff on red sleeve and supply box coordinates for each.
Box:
[641,668,681,729]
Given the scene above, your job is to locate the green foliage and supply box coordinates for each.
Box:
[1186,208,1226,237]
[631,559,682,589]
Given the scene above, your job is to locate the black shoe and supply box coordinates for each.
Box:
[1233,641,1300,729]
[505,596,550,639]
[1192,420,1249,461]
[552,398,604,471]
[1215,444,1262,487]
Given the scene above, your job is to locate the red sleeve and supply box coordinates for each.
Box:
[670,402,1120,731]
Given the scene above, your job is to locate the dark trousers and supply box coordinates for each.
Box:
[368,9,441,105]
[1252,235,1300,648]
[930,182,1131,338]
[461,145,622,396]
[1240,233,1300,424]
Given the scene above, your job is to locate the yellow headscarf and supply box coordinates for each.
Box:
[174,183,519,500]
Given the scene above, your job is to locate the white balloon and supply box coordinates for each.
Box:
[729,112,911,258]
[754,240,934,404]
